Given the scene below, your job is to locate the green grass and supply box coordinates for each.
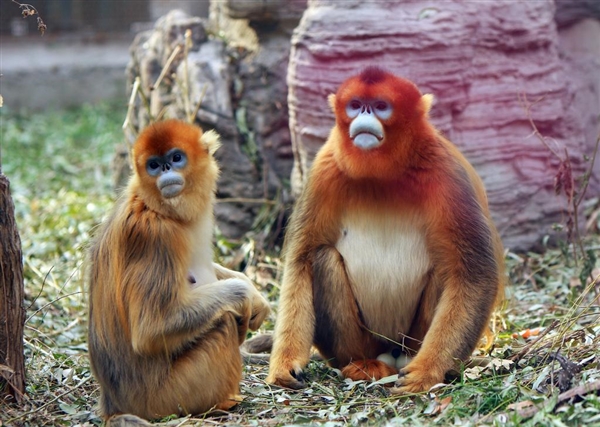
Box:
[1,103,599,426]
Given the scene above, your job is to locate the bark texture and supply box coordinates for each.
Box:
[0,174,26,403]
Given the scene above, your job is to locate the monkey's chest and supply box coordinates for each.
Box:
[188,216,218,285]
[335,211,431,340]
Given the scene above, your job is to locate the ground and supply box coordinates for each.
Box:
[1,103,599,426]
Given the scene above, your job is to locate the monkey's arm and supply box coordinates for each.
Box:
[394,163,501,393]
[129,273,255,356]
[266,259,315,389]
[266,165,338,388]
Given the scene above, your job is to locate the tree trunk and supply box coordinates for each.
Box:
[0,174,25,403]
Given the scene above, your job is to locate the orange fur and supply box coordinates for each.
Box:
[88,120,270,421]
[341,360,398,383]
[267,68,504,393]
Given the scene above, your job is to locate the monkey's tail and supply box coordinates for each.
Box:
[242,333,273,354]
[241,333,323,365]
[241,333,273,365]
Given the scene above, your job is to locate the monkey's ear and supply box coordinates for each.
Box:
[419,94,434,116]
[200,129,221,155]
[328,94,337,113]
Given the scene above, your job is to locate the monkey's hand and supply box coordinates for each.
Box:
[221,279,255,345]
[248,290,270,331]
[217,268,270,337]
[266,360,307,390]
[390,357,446,394]
[220,279,268,345]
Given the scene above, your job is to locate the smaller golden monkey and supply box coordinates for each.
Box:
[87,120,270,424]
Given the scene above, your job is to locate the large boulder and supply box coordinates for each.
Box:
[287,0,600,251]
[556,5,600,191]
[212,0,307,198]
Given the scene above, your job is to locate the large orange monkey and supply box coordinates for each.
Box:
[267,67,504,393]
[88,120,270,423]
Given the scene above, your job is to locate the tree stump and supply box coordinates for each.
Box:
[0,174,26,403]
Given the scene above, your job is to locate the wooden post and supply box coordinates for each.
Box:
[0,174,26,402]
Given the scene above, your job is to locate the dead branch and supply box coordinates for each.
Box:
[11,0,46,35]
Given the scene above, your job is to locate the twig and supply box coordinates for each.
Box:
[183,29,193,123]
[520,94,560,157]
[509,319,560,361]
[150,45,182,118]
[5,376,92,424]
[25,291,82,324]
[22,337,53,358]
[122,77,141,133]
[26,265,52,310]
[514,379,600,419]
[575,131,599,209]
[123,77,142,163]
[151,45,182,92]
[519,93,599,265]
[11,0,46,35]
[192,83,209,123]
[217,197,278,205]
[45,318,81,338]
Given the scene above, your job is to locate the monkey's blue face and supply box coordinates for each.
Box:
[146,148,188,199]
[345,98,392,150]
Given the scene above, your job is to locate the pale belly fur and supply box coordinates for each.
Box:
[335,209,431,344]
[188,215,218,285]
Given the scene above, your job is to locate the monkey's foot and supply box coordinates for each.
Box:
[266,365,307,389]
[215,394,244,411]
[341,360,397,382]
[391,364,445,394]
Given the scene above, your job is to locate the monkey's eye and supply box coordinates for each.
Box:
[146,159,161,176]
[170,150,187,169]
[374,101,388,111]
[346,100,362,118]
[373,101,392,120]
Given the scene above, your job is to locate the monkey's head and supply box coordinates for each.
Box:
[329,67,434,179]
[132,119,220,219]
